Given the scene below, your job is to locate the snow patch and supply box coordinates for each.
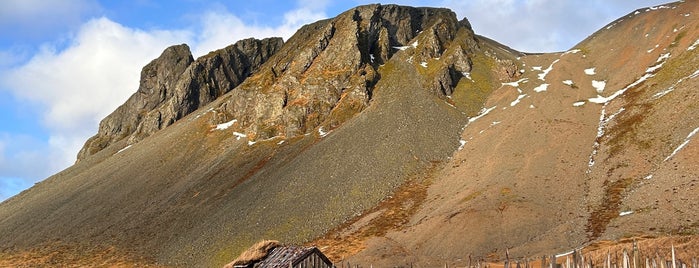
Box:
[233,132,247,140]
[510,94,527,107]
[215,119,238,130]
[502,78,528,87]
[116,145,132,154]
[462,72,473,81]
[584,68,596,75]
[573,101,586,107]
[529,104,535,109]
[458,140,467,150]
[592,80,606,93]
[533,83,549,93]
[647,44,659,53]
[688,39,699,51]
[370,54,375,63]
[562,80,574,86]
[532,66,542,71]
[468,106,497,124]
[644,174,653,180]
[247,140,256,146]
[656,53,671,63]
[664,126,699,161]
[318,127,329,137]
[619,211,634,216]
[420,61,428,68]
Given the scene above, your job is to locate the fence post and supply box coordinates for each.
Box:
[634,241,640,268]
[607,250,612,268]
[672,244,677,268]
[505,249,510,268]
[621,249,630,268]
[543,256,547,268]
[552,254,557,268]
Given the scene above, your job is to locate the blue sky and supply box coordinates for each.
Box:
[0,0,672,201]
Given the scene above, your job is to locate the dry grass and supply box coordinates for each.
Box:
[311,163,438,262]
[224,240,279,268]
[0,242,163,268]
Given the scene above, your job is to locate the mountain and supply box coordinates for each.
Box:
[1,2,698,267]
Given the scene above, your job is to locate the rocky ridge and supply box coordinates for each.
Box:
[77,37,284,160]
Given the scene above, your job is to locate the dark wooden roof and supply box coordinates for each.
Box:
[252,246,332,268]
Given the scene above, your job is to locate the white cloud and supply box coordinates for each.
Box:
[191,4,326,56]
[0,1,331,202]
[441,0,670,52]
[1,17,191,174]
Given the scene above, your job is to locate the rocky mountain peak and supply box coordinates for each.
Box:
[77,37,283,161]
[207,4,484,142]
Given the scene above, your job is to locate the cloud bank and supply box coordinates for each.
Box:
[0,1,326,201]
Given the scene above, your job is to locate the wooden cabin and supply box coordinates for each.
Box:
[232,245,333,268]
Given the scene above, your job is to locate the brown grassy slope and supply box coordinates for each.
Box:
[335,1,699,267]
[0,6,474,267]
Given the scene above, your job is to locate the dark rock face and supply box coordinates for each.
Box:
[77,38,284,161]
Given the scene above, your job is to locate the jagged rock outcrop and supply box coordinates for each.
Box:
[77,37,283,161]
[209,4,485,141]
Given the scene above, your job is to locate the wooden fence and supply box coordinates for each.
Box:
[335,240,699,268]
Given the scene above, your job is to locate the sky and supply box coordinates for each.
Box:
[0,0,672,201]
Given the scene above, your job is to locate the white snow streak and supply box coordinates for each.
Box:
[647,44,659,53]
[619,211,634,216]
[589,73,654,104]
[562,80,574,86]
[573,101,586,107]
[653,69,699,99]
[538,59,560,81]
[215,119,238,130]
[468,106,497,124]
[531,66,542,71]
[501,78,528,87]
[116,145,132,154]
[664,127,699,161]
[562,49,581,55]
[688,39,699,50]
[646,63,664,73]
[588,108,625,171]
[584,68,596,75]
[510,94,527,106]
[420,61,428,68]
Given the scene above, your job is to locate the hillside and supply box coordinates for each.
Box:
[1,2,699,267]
